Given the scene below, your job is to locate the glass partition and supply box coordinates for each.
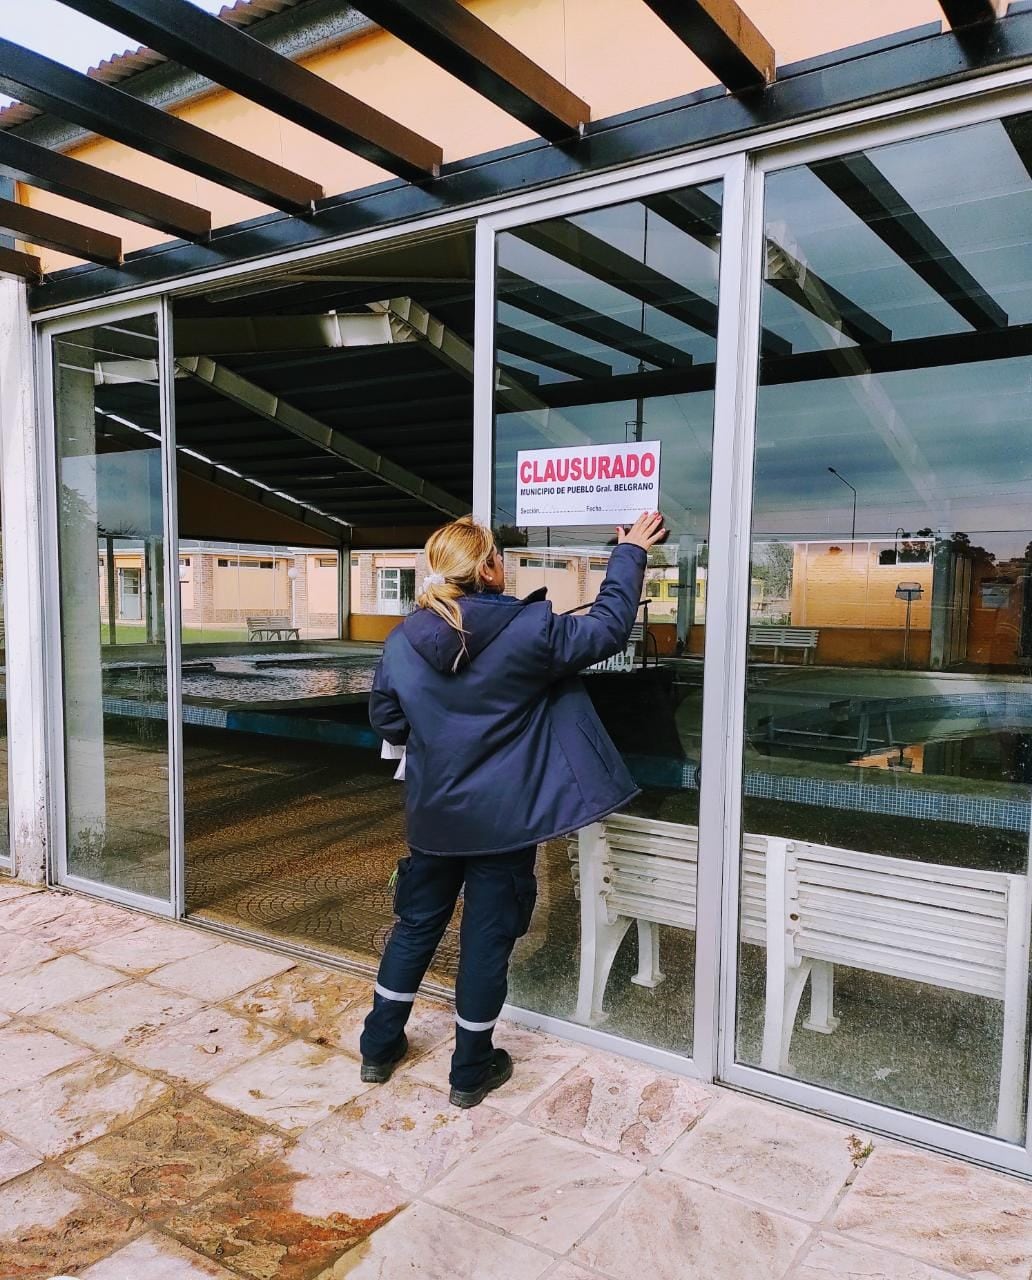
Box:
[492,179,725,1057]
[0,490,8,869]
[736,118,1032,1140]
[51,312,172,902]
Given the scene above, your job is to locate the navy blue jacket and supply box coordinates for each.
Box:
[369,542,647,855]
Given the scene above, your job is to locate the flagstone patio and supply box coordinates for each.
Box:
[0,879,1030,1280]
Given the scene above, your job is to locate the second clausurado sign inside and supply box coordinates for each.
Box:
[515,441,662,526]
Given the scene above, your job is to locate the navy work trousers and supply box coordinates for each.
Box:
[360,846,537,1091]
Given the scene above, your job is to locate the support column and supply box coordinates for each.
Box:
[0,277,47,882]
[337,544,351,641]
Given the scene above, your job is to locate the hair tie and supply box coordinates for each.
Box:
[422,572,446,590]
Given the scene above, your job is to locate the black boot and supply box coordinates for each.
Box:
[449,1048,513,1109]
[360,1033,408,1084]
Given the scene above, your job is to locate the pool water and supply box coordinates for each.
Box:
[104,654,381,704]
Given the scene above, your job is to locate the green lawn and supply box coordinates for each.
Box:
[101,624,248,645]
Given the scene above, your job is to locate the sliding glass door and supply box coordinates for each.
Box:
[730,114,1032,1156]
[43,303,179,912]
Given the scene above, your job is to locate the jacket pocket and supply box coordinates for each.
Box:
[508,869,538,939]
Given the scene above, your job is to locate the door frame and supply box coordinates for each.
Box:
[714,103,1032,1178]
[475,149,754,1084]
[37,296,181,917]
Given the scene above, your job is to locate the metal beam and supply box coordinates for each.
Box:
[176,355,468,518]
[641,0,774,92]
[60,0,442,181]
[498,270,693,369]
[0,196,121,266]
[0,38,322,213]
[0,131,210,241]
[811,153,1007,332]
[97,409,346,540]
[938,0,1003,28]
[646,187,890,346]
[495,324,612,380]
[514,218,791,356]
[0,246,43,282]
[350,0,589,141]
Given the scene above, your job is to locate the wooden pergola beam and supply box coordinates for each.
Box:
[351,0,589,141]
[641,0,774,92]
[0,196,121,266]
[62,0,442,180]
[0,129,210,241]
[0,245,44,282]
[938,0,1004,29]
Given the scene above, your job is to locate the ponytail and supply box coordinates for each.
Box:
[417,515,498,670]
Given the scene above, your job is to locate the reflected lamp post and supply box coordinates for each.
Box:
[827,467,857,549]
[896,580,924,668]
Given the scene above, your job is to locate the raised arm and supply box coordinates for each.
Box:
[543,512,666,680]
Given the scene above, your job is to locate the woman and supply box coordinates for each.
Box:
[361,509,667,1107]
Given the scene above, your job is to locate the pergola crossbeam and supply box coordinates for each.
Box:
[939,0,1004,29]
[0,245,44,281]
[0,195,121,266]
[0,131,211,241]
[351,0,589,141]
[60,0,442,180]
[641,0,775,92]
[812,153,1007,332]
[177,355,468,518]
[0,38,322,213]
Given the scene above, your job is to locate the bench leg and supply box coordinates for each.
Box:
[761,962,811,1073]
[575,914,632,1025]
[802,960,840,1034]
[630,919,666,989]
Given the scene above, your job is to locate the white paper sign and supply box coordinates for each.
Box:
[515,440,661,526]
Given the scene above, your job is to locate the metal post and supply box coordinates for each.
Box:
[105,533,116,644]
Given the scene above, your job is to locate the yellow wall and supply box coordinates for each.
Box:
[305,553,340,615]
[18,0,944,270]
[791,544,934,630]
[212,557,290,613]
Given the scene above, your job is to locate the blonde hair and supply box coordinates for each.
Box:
[417,516,498,665]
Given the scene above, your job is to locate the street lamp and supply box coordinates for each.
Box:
[896,580,924,668]
[827,467,857,547]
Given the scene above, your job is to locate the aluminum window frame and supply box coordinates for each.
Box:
[37,295,181,918]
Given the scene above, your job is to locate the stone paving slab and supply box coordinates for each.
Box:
[0,881,1028,1280]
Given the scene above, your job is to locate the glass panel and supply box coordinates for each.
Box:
[53,314,171,900]
[493,180,724,1056]
[737,117,1032,1140]
[0,488,8,866]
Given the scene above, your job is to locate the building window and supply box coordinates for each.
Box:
[317,556,337,569]
[377,568,416,615]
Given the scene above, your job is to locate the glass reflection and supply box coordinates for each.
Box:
[737,117,1032,1140]
[53,315,171,901]
[493,182,724,1056]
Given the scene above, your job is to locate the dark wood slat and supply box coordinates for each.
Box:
[0,38,322,213]
[0,197,121,265]
[641,0,774,92]
[811,153,1007,331]
[939,0,1003,29]
[496,324,612,379]
[0,245,43,281]
[0,130,210,240]
[498,269,694,369]
[513,218,792,356]
[350,0,589,141]
[646,187,890,345]
[62,0,441,181]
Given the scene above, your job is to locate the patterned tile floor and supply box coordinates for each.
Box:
[1,880,1030,1280]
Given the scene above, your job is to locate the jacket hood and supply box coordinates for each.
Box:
[401,588,546,674]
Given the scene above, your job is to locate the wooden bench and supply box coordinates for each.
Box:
[749,626,819,664]
[571,815,1030,1141]
[246,615,300,642]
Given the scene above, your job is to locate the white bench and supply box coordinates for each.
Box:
[749,626,819,664]
[571,816,1030,1141]
[246,615,300,642]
